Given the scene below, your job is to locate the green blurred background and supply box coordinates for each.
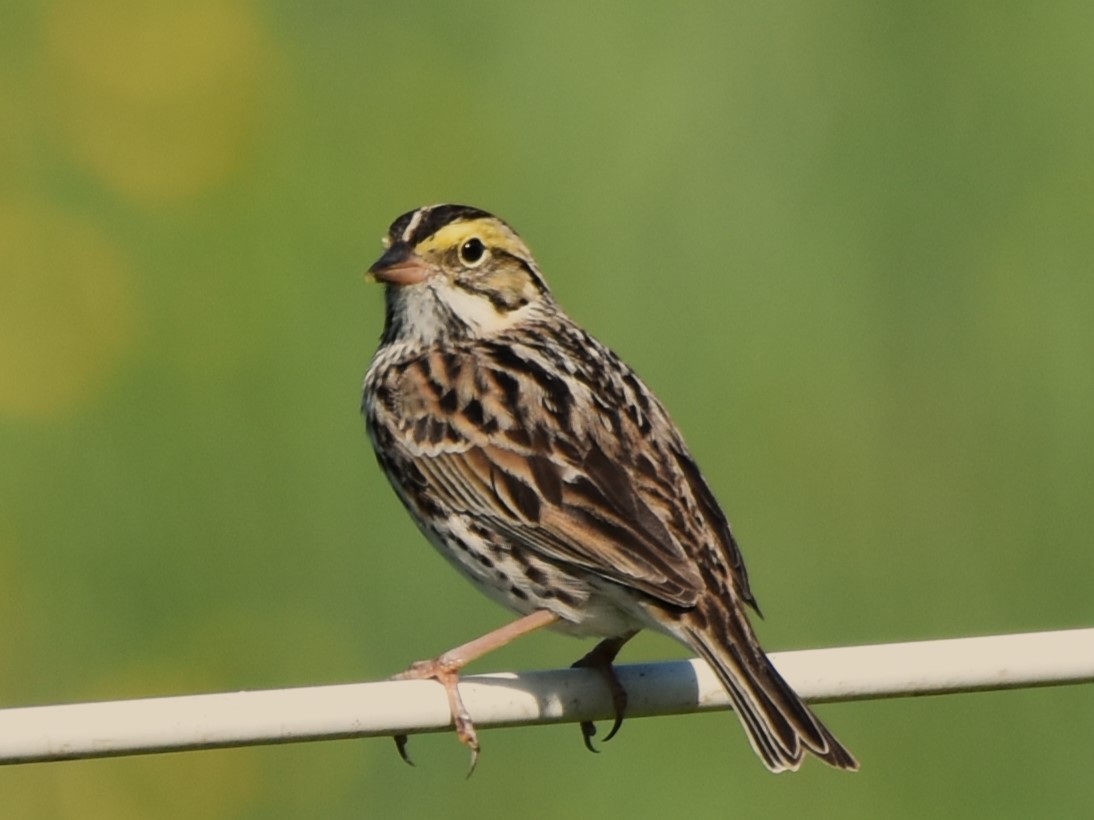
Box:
[2,1,1093,817]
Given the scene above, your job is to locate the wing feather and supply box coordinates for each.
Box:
[369,339,723,609]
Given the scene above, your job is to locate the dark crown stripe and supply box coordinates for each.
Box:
[388,204,497,247]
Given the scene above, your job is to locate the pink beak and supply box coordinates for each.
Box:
[368,245,431,285]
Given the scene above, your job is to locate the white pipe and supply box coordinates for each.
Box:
[1,627,1091,765]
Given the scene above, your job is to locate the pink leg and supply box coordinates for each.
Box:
[391,609,560,775]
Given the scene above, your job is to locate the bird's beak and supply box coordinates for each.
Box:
[367,243,431,286]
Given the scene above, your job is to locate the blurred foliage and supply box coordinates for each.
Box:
[2,1,1093,818]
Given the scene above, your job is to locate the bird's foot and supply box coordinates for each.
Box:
[570,632,636,751]
[390,658,480,777]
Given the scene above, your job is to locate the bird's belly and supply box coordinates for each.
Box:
[421,514,639,640]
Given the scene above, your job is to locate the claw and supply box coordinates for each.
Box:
[579,720,600,753]
[601,708,625,743]
[393,734,415,766]
[464,742,480,779]
[570,632,637,752]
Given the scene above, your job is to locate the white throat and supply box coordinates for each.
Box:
[395,280,538,345]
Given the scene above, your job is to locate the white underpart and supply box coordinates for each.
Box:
[433,514,641,639]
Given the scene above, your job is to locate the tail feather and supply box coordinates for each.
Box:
[683,602,858,773]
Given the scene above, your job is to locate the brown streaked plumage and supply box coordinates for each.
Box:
[362,204,858,773]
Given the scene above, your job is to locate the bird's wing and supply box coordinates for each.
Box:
[370,340,753,610]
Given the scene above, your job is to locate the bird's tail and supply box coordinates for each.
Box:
[681,600,858,773]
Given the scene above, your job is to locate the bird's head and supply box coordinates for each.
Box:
[367,204,553,344]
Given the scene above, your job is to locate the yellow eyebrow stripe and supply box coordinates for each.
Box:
[416,219,511,254]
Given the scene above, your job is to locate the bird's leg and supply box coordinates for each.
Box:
[570,630,638,752]
[390,609,560,775]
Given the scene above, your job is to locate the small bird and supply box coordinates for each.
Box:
[362,204,857,774]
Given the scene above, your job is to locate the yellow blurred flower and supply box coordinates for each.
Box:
[45,0,270,204]
[0,201,137,418]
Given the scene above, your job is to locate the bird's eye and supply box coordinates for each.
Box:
[459,238,487,266]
